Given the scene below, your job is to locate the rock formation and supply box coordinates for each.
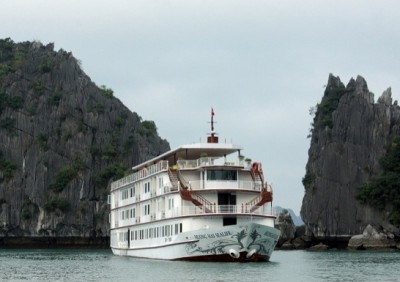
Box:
[0,39,170,246]
[275,210,312,249]
[348,224,397,250]
[275,209,296,246]
[301,74,400,246]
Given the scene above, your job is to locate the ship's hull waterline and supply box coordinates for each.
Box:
[111,223,280,262]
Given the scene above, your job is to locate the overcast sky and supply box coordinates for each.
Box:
[2,0,400,214]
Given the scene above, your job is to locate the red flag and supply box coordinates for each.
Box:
[211,108,215,116]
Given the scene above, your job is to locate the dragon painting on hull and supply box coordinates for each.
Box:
[184,224,279,261]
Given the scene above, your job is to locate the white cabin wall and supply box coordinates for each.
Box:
[182,217,223,232]
[237,215,275,227]
[238,171,252,181]
[180,170,200,182]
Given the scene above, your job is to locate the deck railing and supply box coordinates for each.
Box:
[187,180,260,191]
[111,161,169,191]
[177,157,247,169]
[116,204,275,226]
[111,156,252,192]
[159,204,274,220]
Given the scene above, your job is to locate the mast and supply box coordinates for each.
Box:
[207,108,219,143]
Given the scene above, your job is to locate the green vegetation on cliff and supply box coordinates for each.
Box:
[357,138,400,226]
[0,38,170,240]
[0,151,16,179]
[317,84,347,128]
[308,76,356,139]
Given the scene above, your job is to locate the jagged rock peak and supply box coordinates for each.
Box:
[346,77,356,89]
[355,75,369,94]
[325,73,345,92]
[378,88,392,106]
[323,74,372,105]
[301,73,400,243]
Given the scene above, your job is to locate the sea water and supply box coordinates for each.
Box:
[0,248,399,281]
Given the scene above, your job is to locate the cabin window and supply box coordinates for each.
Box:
[158,177,163,188]
[121,189,129,200]
[157,198,161,211]
[144,204,150,215]
[207,170,237,181]
[168,198,174,210]
[144,182,151,193]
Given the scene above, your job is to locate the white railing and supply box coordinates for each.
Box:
[157,185,173,195]
[111,161,169,191]
[117,217,137,227]
[120,196,136,207]
[187,180,260,191]
[177,157,246,169]
[149,204,274,220]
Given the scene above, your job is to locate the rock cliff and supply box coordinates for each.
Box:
[301,74,400,245]
[0,39,169,246]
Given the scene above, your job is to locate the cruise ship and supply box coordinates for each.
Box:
[108,110,281,262]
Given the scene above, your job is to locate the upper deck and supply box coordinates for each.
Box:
[133,142,243,169]
[110,148,253,192]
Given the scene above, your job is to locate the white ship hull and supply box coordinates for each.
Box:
[111,222,280,262]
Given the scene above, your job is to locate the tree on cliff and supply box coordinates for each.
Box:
[358,138,400,227]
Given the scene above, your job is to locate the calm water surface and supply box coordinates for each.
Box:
[0,249,399,281]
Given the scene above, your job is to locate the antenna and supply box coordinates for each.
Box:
[207,108,218,143]
[211,107,215,131]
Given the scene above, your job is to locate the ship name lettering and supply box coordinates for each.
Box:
[215,231,232,238]
[194,231,232,240]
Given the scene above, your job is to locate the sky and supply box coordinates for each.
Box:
[2,0,400,215]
